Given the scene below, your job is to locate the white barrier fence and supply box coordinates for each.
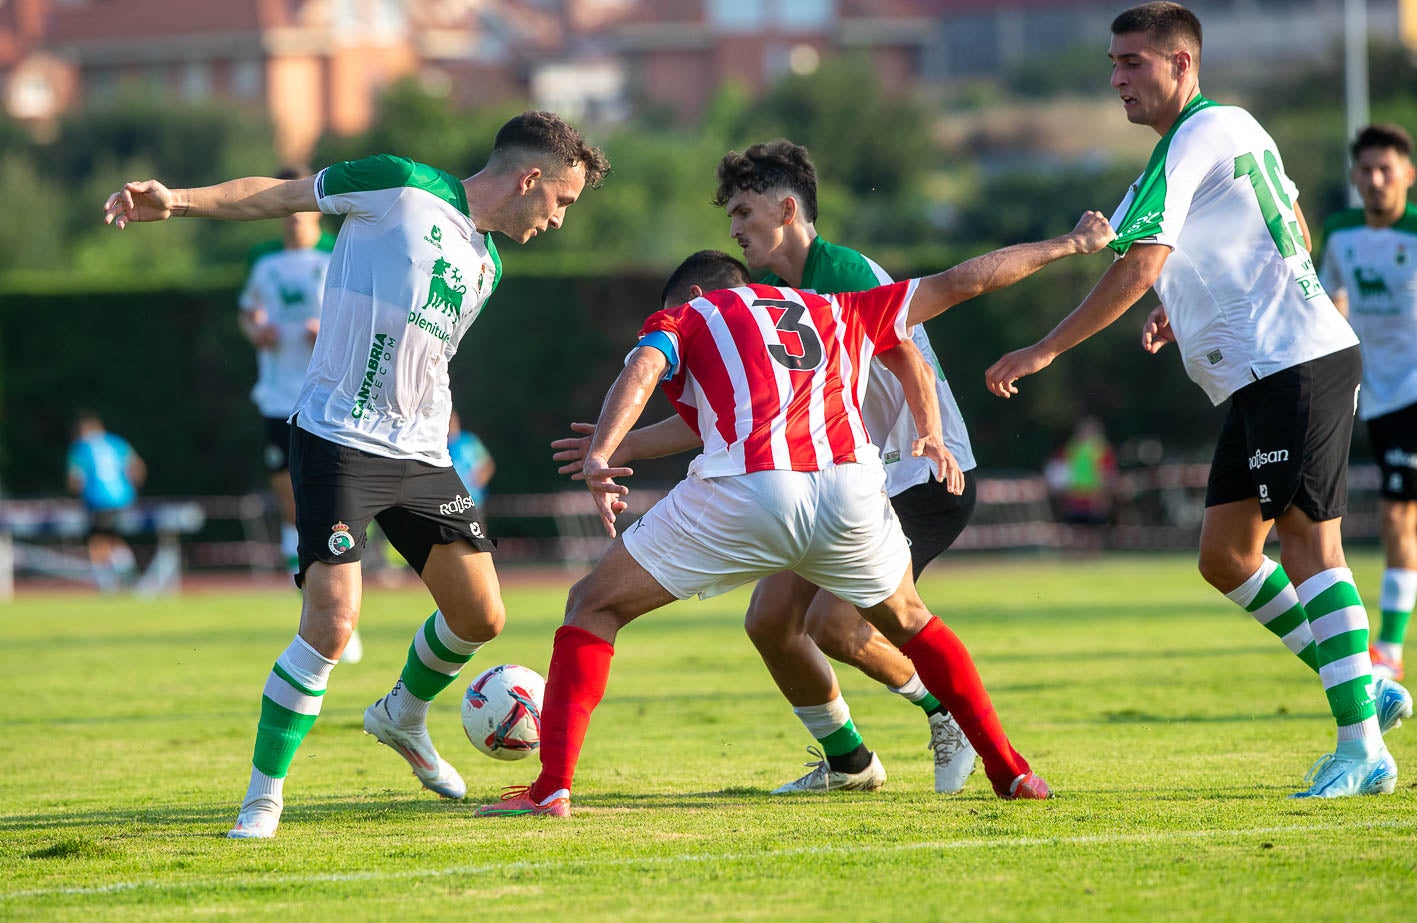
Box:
[0,464,1387,597]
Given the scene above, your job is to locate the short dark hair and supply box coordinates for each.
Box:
[489,110,610,189]
[712,140,819,223]
[275,165,310,181]
[1111,2,1202,55]
[1352,123,1414,161]
[660,250,752,307]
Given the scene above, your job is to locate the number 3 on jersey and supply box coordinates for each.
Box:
[757,299,824,371]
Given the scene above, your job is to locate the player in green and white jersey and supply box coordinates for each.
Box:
[985,2,1411,798]
[237,168,332,577]
[1320,124,1417,684]
[104,111,608,837]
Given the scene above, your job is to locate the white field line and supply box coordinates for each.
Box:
[6,818,1415,901]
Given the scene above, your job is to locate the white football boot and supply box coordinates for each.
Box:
[771,746,886,794]
[227,796,282,839]
[1374,676,1413,734]
[928,711,977,794]
[362,697,466,799]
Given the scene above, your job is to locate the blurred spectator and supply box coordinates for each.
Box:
[448,410,496,508]
[1045,416,1117,527]
[67,412,145,593]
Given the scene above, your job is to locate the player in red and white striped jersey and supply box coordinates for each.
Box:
[642,279,917,477]
[477,214,1114,818]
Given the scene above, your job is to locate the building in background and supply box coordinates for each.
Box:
[0,0,1407,157]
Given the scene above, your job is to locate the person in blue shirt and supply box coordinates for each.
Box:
[448,410,495,507]
[67,412,146,593]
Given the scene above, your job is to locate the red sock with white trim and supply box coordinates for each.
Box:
[900,617,1029,794]
[531,625,615,802]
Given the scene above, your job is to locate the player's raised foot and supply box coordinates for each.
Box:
[1374,676,1413,734]
[1370,645,1405,682]
[927,711,977,794]
[227,796,282,840]
[770,746,886,794]
[362,697,466,799]
[473,785,571,818]
[999,771,1052,800]
[1289,749,1397,799]
[342,629,364,665]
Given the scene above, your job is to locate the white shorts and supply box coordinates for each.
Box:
[622,461,912,607]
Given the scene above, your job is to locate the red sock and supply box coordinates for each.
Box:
[532,625,615,801]
[900,617,1029,795]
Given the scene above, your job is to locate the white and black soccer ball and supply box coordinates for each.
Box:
[461,664,545,761]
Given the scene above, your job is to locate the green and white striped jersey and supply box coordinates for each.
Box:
[294,155,502,464]
[1318,205,1417,420]
[1109,97,1356,406]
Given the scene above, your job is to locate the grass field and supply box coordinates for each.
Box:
[2,551,1415,921]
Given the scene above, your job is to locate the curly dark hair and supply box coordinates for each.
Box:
[712,140,818,223]
[490,110,610,189]
[660,250,752,307]
[1111,2,1202,54]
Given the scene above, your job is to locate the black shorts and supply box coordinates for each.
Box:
[263,417,293,473]
[289,423,497,586]
[1205,346,1360,522]
[891,469,977,580]
[87,507,124,540]
[1367,400,1417,502]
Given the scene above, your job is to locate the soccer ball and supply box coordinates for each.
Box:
[461,664,545,761]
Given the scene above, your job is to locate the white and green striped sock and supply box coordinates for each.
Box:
[889,672,944,713]
[1377,567,1417,659]
[246,635,337,802]
[1223,556,1319,672]
[384,609,484,725]
[1296,567,1380,751]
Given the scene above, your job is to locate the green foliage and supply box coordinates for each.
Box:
[1,555,1414,920]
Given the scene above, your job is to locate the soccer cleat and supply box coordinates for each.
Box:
[1374,676,1413,734]
[362,697,466,799]
[928,711,978,794]
[472,785,571,818]
[342,629,364,665]
[1000,771,1052,800]
[1289,749,1397,799]
[227,796,282,839]
[1370,645,1405,682]
[770,746,886,794]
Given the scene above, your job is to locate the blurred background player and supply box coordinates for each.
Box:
[448,409,496,507]
[67,411,146,594]
[986,2,1411,797]
[1045,416,1118,545]
[1320,123,1417,683]
[235,167,364,660]
[104,110,608,839]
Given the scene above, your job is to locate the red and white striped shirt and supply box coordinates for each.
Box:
[638,280,917,477]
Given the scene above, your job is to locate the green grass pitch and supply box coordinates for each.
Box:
[2,552,1414,921]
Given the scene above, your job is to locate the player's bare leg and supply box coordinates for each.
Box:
[230,560,361,838]
[476,538,675,817]
[364,543,506,801]
[855,568,1045,799]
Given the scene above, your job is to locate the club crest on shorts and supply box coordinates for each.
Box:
[328,521,355,555]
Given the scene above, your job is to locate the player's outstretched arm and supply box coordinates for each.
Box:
[583,347,670,537]
[103,176,318,228]
[985,242,1169,399]
[876,340,961,493]
[552,415,701,480]
[905,210,1116,328]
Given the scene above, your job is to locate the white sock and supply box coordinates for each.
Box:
[888,673,931,703]
[792,696,852,739]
